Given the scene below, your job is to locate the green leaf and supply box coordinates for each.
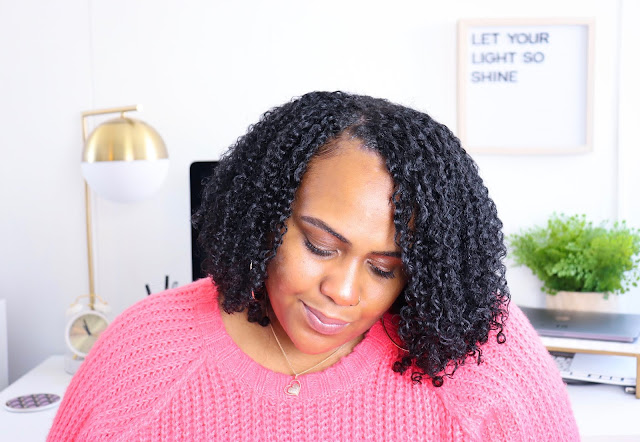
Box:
[507,214,640,294]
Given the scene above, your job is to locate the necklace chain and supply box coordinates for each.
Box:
[269,323,345,378]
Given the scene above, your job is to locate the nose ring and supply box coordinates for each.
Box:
[351,295,361,307]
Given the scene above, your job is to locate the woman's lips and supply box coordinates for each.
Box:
[303,304,349,335]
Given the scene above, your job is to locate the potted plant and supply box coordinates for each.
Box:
[508,214,640,312]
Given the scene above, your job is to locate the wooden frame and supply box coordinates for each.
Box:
[457,18,595,154]
[539,335,640,399]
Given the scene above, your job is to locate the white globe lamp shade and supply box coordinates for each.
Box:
[82,116,169,203]
[81,160,169,203]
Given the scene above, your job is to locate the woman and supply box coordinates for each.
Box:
[49,92,579,441]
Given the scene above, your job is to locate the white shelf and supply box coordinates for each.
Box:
[540,335,640,355]
[539,335,640,399]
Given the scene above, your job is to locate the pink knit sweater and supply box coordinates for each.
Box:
[49,278,579,441]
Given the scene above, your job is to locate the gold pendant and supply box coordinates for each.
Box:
[284,378,301,396]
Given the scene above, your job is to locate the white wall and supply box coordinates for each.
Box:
[1,0,638,383]
[0,300,8,389]
[0,0,93,382]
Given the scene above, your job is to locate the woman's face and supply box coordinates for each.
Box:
[265,139,407,355]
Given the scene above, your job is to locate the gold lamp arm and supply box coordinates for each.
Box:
[83,180,96,310]
[81,105,140,310]
[81,105,140,140]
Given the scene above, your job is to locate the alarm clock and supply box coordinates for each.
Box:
[64,295,110,374]
[65,309,109,357]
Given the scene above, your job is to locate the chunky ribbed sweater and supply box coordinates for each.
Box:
[49,278,579,441]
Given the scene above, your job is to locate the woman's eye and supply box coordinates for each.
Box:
[304,239,333,257]
[369,264,396,280]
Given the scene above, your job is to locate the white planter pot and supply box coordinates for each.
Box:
[545,291,618,313]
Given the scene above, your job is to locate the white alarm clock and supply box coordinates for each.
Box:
[64,295,110,374]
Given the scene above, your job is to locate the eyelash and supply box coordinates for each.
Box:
[304,239,333,257]
[370,266,396,280]
[303,239,396,279]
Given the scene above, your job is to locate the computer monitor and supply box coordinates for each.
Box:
[189,161,218,281]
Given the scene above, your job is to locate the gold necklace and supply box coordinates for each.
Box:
[269,323,345,397]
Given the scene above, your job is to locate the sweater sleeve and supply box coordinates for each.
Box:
[48,286,206,441]
[439,304,580,442]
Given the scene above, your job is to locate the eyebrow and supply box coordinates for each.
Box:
[299,215,402,258]
[374,250,402,258]
[301,216,350,244]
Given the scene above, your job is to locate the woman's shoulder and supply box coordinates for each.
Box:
[120,277,217,320]
[435,303,579,441]
[94,278,218,356]
[136,275,212,317]
[48,278,219,440]
[447,303,558,376]
[87,277,219,380]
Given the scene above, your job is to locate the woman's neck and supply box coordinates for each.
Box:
[219,302,363,376]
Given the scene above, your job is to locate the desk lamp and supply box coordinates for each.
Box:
[80,105,168,308]
[64,105,168,374]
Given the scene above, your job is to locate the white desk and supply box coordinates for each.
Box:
[1,355,639,441]
[539,335,640,440]
[0,356,72,441]
[566,383,640,441]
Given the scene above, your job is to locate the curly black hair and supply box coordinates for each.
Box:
[194,91,510,386]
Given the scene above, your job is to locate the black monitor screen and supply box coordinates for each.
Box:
[190,161,218,281]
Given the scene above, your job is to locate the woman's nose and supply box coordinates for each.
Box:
[319,260,361,306]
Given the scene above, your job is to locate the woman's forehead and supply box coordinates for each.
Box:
[302,139,391,195]
[293,140,397,248]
